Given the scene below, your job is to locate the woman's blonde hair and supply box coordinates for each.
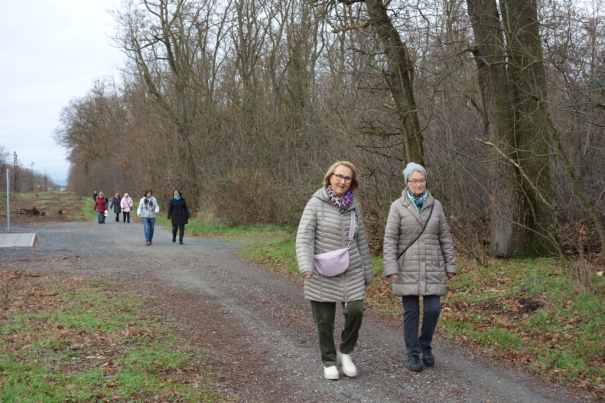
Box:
[323,161,360,192]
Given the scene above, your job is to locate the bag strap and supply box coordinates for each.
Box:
[347,209,356,248]
[397,203,434,261]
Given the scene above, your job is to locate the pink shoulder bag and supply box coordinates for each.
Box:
[313,210,356,277]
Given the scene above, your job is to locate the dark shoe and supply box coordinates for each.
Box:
[149,240,152,245]
[421,347,435,367]
[407,356,422,372]
[172,237,176,243]
[146,242,150,246]
[179,240,183,244]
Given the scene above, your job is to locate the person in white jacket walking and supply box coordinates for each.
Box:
[137,190,160,245]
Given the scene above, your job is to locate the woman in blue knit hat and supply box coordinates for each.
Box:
[383,162,457,372]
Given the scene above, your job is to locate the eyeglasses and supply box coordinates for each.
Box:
[333,174,353,184]
[407,179,426,185]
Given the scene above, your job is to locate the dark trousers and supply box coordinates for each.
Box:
[172,224,185,241]
[115,213,120,222]
[310,300,365,367]
[123,211,130,223]
[402,295,441,358]
[97,211,104,223]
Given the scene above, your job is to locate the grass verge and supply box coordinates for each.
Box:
[82,198,97,221]
[238,233,605,398]
[436,257,605,397]
[0,191,92,224]
[0,271,226,402]
[149,200,291,240]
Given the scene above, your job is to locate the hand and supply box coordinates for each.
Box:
[446,272,456,279]
[137,214,141,217]
[388,274,399,280]
[167,218,171,221]
[303,274,313,280]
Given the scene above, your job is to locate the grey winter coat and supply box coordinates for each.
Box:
[383,189,456,296]
[110,197,121,214]
[296,188,373,303]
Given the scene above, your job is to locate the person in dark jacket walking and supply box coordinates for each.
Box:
[167,189,191,244]
[93,191,98,202]
[110,193,122,222]
[94,191,107,223]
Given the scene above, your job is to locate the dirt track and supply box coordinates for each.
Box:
[0,219,595,402]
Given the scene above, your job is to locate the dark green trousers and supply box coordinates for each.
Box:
[310,300,365,367]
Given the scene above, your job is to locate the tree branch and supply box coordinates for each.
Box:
[332,21,370,33]
[474,138,555,212]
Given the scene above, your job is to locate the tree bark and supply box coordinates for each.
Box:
[500,0,557,254]
[466,0,528,257]
[363,0,424,165]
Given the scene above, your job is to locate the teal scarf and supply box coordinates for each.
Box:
[407,189,427,212]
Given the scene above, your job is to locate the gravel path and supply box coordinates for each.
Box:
[0,220,595,402]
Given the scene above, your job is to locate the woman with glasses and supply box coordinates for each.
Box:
[383,162,457,372]
[137,189,160,246]
[296,161,373,380]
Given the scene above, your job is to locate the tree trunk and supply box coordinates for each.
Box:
[500,0,557,254]
[466,0,528,257]
[364,0,424,165]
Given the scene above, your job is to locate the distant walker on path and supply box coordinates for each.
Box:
[93,191,107,224]
[167,189,190,245]
[137,190,159,246]
[110,193,122,222]
[120,193,133,223]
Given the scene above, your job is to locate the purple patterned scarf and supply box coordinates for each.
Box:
[326,186,354,214]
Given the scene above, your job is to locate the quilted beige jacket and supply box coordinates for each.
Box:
[296,188,373,303]
[383,189,456,296]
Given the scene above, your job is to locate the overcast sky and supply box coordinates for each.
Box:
[0,0,124,186]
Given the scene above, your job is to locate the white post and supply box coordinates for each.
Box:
[6,168,10,233]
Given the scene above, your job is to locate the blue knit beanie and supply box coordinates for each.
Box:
[402,162,427,183]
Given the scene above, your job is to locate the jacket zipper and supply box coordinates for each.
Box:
[342,213,348,308]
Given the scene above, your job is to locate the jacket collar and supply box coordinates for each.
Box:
[400,187,434,224]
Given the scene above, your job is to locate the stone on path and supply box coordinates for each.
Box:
[0,233,35,247]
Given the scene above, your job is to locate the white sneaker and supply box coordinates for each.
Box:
[337,351,358,377]
[324,365,339,380]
